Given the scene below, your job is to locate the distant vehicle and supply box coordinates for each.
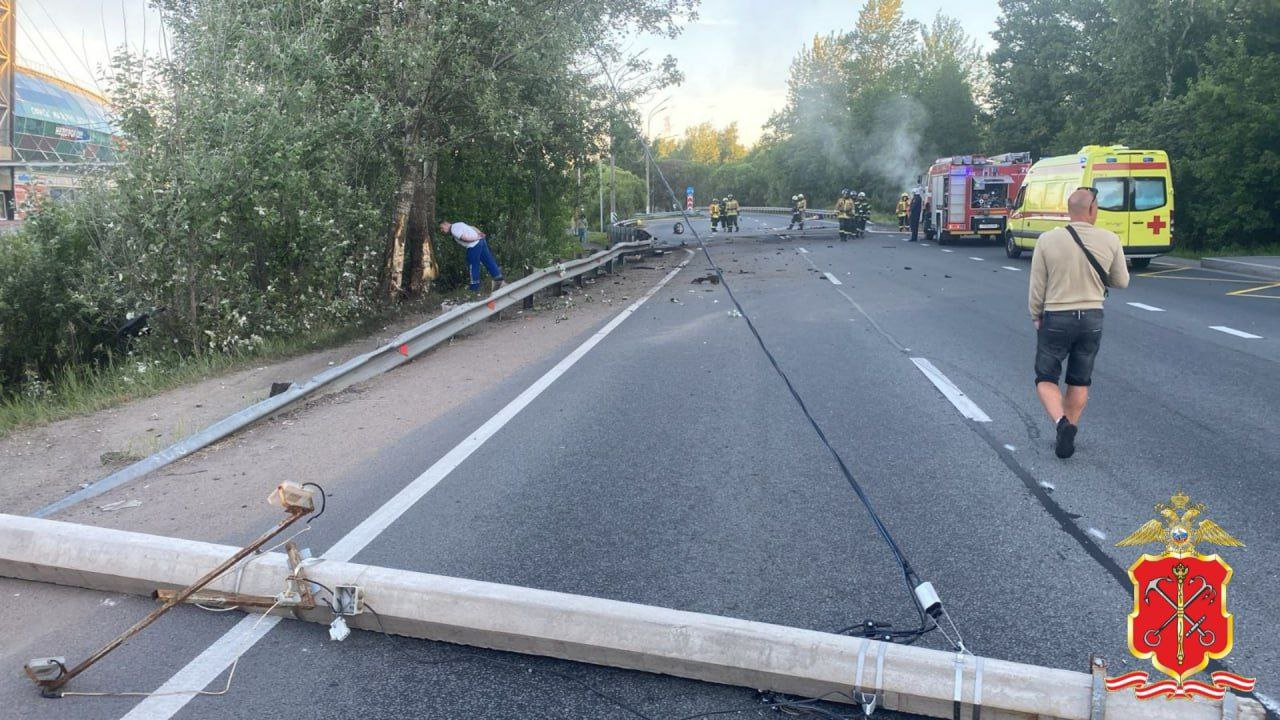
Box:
[1007,145,1174,268]
[922,152,1032,246]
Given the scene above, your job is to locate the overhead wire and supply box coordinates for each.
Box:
[590,50,944,648]
[30,0,108,97]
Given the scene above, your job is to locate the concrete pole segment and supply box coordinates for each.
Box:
[0,515,1262,720]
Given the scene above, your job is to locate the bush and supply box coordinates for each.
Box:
[0,203,116,394]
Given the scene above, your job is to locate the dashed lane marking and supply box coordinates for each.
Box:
[1126,302,1165,312]
[941,249,954,253]
[910,357,992,423]
[823,272,843,285]
[1002,266,1021,272]
[1210,325,1263,339]
[969,257,985,262]
[797,247,809,253]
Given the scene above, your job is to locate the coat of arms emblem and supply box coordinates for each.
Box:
[1105,491,1256,699]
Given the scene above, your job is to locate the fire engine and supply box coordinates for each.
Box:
[923,152,1032,245]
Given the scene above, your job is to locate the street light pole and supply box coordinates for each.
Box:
[644,98,670,215]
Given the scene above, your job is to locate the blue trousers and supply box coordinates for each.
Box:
[465,238,503,290]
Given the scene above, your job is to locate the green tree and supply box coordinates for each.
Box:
[987,0,1112,157]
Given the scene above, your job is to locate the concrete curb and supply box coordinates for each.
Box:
[1202,257,1280,280]
[0,515,1263,720]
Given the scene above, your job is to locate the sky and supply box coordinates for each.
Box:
[637,0,1003,145]
[16,0,165,98]
[25,1,1001,146]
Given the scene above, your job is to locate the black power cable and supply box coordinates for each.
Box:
[591,54,938,644]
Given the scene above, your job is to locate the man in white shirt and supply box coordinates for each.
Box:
[439,219,505,293]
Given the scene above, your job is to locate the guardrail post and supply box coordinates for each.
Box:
[522,295,534,310]
[605,259,614,274]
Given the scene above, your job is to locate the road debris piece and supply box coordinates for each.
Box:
[98,499,142,512]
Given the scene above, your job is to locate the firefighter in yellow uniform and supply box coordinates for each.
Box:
[835,188,855,241]
[724,195,740,232]
[788,194,807,231]
[854,192,871,238]
[896,193,910,232]
[709,198,721,234]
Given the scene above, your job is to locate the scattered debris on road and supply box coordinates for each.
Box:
[98,499,142,512]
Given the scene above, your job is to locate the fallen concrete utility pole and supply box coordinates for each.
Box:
[0,514,1262,719]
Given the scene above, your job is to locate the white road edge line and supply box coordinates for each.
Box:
[1210,325,1262,339]
[823,271,843,285]
[120,251,696,720]
[909,358,992,423]
[1127,302,1165,312]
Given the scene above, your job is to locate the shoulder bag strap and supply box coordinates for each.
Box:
[1064,225,1110,296]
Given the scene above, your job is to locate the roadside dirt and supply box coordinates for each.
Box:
[0,254,681,710]
[0,256,675,527]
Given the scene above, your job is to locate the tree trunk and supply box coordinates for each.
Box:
[407,156,439,296]
[384,158,421,300]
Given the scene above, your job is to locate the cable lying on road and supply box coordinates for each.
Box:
[592,57,966,658]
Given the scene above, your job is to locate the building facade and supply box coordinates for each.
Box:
[4,66,116,218]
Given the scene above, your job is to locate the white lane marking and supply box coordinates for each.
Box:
[1003,444,1017,452]
[909,358,992,423]
[1002,266,1021,272]
[121,253,696,720]
[941,249,954,253]
[1087,527,1107,542]
[920,243,931,247]
[969,257,984,262]
[797,247,809,253]
[1126,302,1165,312]
[1210,325,1262,339]
[823,272,843,285]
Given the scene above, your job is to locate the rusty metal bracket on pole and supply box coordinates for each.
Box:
[1089,655,1108,720]
[28,484,313,696]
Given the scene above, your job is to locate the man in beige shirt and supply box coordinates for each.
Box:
[1028,187,1130,458]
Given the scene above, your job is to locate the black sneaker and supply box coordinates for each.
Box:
[1055,418,1078,458]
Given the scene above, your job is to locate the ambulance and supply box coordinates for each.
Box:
[1006,145,1174,268]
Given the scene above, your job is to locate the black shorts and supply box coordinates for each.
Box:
[1035,310,1104,387]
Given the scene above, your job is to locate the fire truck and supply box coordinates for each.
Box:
[923,152,1032,245]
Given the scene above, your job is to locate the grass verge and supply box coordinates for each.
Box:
[0,291,466,440]
[1168,242,1280,260]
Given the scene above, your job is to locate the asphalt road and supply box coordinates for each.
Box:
[12,212,1280,719]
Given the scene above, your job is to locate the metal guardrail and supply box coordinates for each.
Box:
[32,240,655,518]
[734,206,836,220]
